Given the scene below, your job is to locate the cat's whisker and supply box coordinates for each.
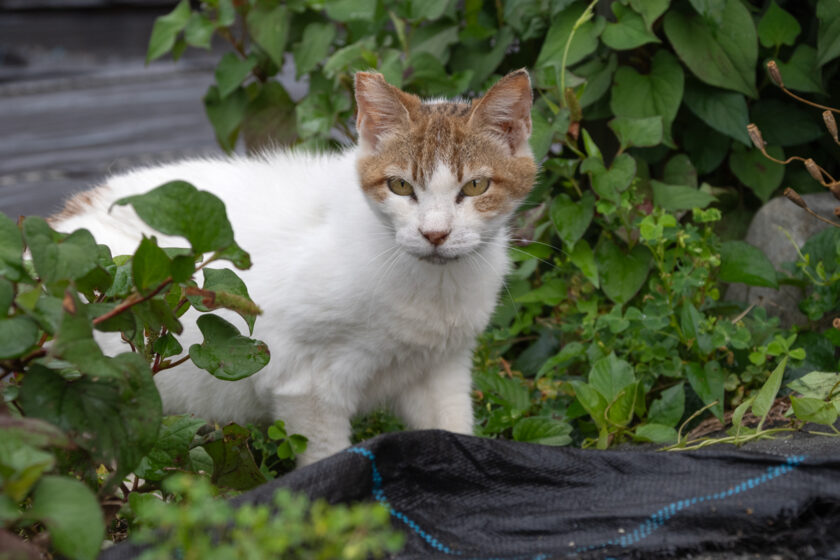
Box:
[485,240,565,272]
[472,249,519,316]
[509,237,568,255]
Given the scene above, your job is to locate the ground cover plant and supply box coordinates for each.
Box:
[2,0,840,557]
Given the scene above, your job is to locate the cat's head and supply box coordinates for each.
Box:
[354,70,537,264]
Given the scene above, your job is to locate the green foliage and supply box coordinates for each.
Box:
[129,473,404,560]
[0,181,323,558]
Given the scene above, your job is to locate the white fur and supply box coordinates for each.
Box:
[53,146,513,465]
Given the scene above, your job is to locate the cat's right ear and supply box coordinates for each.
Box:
[355,72,420,153]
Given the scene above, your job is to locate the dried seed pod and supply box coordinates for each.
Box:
[830,182,840,202]
[834,206,840,217]
[784,188,807,209]
[805,158,824,184]
[747,124,765,150]
[767,60,784,88]
[824,110,839,142]
[834,317,840,330]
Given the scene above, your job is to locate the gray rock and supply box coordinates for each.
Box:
[725,192,840,328]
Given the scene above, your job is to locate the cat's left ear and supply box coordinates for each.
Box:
[355,72,420,153]
[468,69,533,155]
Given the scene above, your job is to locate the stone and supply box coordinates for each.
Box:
[725,192,840,328]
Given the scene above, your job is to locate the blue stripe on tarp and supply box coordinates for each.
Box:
[572,454,806,555]
[346,447,807,559]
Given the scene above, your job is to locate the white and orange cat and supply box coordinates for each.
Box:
[52,70,537,465]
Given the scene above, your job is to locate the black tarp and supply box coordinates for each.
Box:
[103,430,840,559]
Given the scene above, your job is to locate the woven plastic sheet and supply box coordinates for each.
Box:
[102,430,840,559]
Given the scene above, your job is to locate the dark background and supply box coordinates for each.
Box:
[0,0,221,218]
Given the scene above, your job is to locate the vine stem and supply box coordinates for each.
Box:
[559,0,598,101]
[92,279,172,326]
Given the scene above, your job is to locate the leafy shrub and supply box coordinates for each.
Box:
[0,182,373,558]
[129,474,404,560]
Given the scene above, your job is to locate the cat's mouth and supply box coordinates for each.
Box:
[419,253,459,265]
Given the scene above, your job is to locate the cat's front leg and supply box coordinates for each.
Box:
[396,350,474,434]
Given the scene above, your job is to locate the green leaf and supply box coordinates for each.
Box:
[627,0,669,30]
[729,145,785,202]
[146,0,191,63]
[529,107,569,161]
[663,154,698,188]
[648,383,685,427]
[293,22,336,78]
[114,180,234,255]
[132,236,171,294]
[682,119,729,174]
[20,357,162,479]
[685,361,725,421]
[0,316,39,359]
[634,423,677,443]
[535,3,605,70]
[0,213,25,282]
[608,116,663,150]
[189,314,270,381]
[595,239,650,304]
[0,277,12,312]
[0,434,55,502]
[750,99,824,147]
[588,352,635,402]
[202,423,267,490]
[651,181,715,211]
[242,81,298,150]
[788,370,840,399]
[682,80,750,145]
[610,50,684,146]
[153,333,183,359]
[570,239,599,288]
[515,278,567,306]
[475,370,531,413]
[401,0,450,21]
[450,27,514,91]
[325,0,377,22]
[757,0,800,48]
[184,12,215,49]
[28,476,104,560]
[688,0,726,23]
[751,356,787,421]
[23,218,99,284]
[790,396,839,426]
[135,415,207,481]
[581,153,636,203]
[772,45,825,94]
[570,380,608,429]
[323,37,376,78]
[215,53,257,99]
[550,191,594,248]
[190,267,259,334]
[204,84,248,153]
[409,21,459,62]
[817,0,840,66]
[664,1,758,97]
[719,240,778,288]
[512,417,572,446]
[601,3,659,50]
[246,2,289,68]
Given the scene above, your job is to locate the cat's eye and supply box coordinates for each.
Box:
[461,178,491,197]
[387,178,415,197]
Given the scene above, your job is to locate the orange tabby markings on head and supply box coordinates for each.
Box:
[355,70,536,216]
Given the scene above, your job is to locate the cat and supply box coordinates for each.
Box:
[50,69,537,466]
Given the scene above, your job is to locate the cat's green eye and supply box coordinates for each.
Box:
[461,178,490,197]
[387,178,414,197]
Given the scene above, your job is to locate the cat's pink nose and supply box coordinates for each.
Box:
[420,229,450,246]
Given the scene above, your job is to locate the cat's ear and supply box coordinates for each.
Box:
[468,69,533,154]
[354,72,420,152]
